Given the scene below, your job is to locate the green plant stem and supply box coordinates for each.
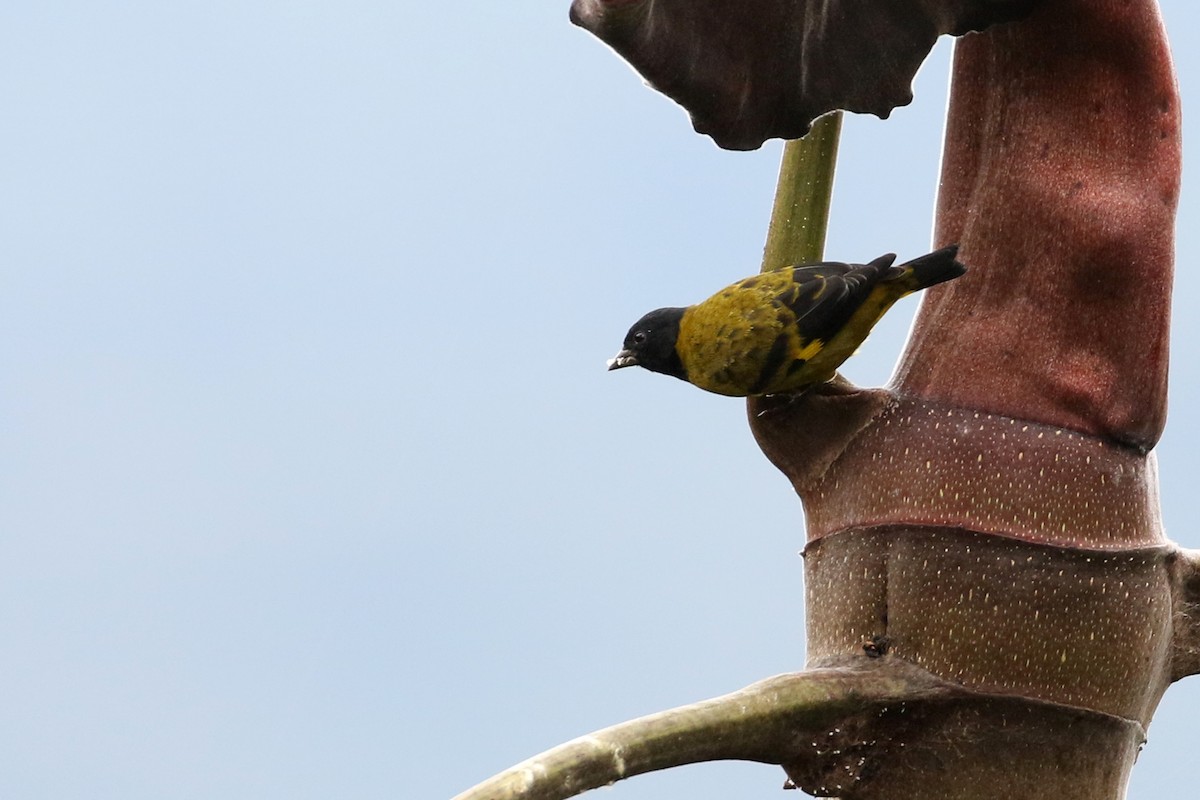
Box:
[760,112,841,272]
[449,659,951,800]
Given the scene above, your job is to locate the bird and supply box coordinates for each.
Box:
[607,245,965,396]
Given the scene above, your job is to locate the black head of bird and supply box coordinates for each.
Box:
[607,307,687,380]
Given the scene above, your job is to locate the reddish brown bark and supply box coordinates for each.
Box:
[897,0,1179,451]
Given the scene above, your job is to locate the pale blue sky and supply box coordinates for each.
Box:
[2,3,1197,798]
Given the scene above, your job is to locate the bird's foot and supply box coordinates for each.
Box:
[754,388,811,418]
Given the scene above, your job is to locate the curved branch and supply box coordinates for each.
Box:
[451,659,951,800]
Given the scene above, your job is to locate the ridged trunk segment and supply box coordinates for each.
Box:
[799,397,1164,550]
[782,692,1143,800]
[804,528,1173,724]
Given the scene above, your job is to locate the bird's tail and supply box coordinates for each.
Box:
[893,244,966,292]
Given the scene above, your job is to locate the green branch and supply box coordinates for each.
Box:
[760,112,842,272]
[450,659,950,800]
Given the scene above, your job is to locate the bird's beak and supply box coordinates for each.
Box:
[607,350,638,370]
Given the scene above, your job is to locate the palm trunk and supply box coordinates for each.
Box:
[749,1,1187,796]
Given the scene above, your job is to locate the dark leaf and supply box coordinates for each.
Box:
[570,0,1036,150]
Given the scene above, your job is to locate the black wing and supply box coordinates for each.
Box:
[777,254,898,344]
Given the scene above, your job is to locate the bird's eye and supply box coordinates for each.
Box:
[633,331,648,344]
